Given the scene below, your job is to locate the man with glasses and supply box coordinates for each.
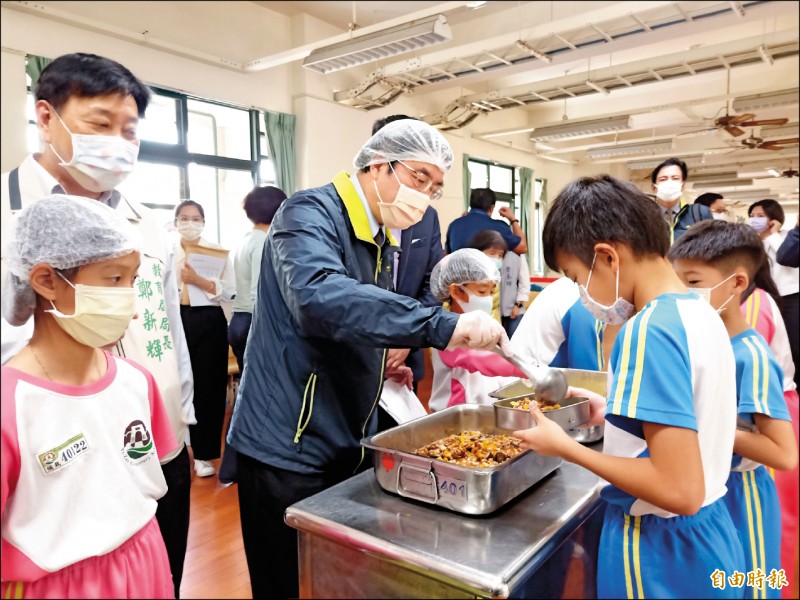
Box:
[370,115,444,428]
[226,118,511,599]
[445,187,528,255]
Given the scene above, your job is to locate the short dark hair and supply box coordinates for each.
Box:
[667,220,764,281]
[468,229,508,253]
[243,186,287,225]
[470,188,497,211]
[693,192,723,208]
[542,175,669,271]
[36,53,151,117]
[371,114,417,136]
[748,199,785,225]
[174,200,205,221]
[651,157,688,184]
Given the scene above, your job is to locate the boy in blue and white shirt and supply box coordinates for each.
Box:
[670,220,797,599]
[514,175,745,598]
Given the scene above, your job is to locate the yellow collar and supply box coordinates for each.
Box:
[331,170,398,246]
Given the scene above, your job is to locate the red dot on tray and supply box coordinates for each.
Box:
[382,453,394,472]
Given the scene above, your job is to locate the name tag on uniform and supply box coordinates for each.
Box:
[37,433,91,475]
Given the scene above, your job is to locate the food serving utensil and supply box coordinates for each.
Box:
[489,346,568,406]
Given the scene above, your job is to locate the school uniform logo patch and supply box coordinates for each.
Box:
[122,420,154,463]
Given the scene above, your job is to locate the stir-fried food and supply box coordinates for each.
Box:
[509,397,561,411]
[414,431,523,468]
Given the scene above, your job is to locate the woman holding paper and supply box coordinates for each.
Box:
[173,200,236,478]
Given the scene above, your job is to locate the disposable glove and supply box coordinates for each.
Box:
[447,310,513,355]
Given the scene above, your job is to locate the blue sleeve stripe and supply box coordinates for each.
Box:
[595,320,605,370]
[742,336,769,416]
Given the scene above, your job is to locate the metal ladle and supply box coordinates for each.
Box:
[490,346,569,405]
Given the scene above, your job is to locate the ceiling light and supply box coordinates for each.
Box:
[585,139,673,159]
[767,169,781,177]
[302,14,452,75]
[466,1,488,8]
[732,89,799,112]
[760,124,799,139]
[626,155,705,170]
[690,172,740,183]
[530,116,632,141]
[693,179,754,188]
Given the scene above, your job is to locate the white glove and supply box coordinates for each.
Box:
[448,311,513,355]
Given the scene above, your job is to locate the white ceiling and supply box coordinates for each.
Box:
[254,0,800,209]
[9,0,798,209]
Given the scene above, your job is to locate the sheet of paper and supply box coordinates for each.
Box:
[186,252,227,307]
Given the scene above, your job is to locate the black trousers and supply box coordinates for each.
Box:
[155,444,191,599]
[227,311,252,375]
[780,292,799,388]
[181,304,229,461]
[236,452,368,599]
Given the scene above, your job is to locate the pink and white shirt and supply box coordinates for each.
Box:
[1,353,177,584]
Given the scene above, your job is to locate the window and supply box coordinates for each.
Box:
[128,89,274,246]
[466,158,547,275]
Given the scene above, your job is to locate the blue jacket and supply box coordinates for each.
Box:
[668,200,713,244]
[445,209,521,254]
[396,206,444,382]
[227,171,458,476]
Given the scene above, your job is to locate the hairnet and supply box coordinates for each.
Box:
[3,194,141,326]
[430,248,500,302]
[353,119,454,173]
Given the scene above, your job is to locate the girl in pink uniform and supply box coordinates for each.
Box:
[1,195,177,599]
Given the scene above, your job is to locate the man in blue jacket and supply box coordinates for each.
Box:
[226,119,511,599]
[650,157,712,244]
[370,115,444,430]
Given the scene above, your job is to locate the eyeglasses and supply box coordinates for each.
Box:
[395,160,443,200]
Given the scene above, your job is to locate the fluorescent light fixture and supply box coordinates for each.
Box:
[721,188,771,199]
[760,123,799,139]
[585,139,673,159]
[466,1,488,8]
[767,169,781,177]
[690,172,739,182]
[693,179,754,188]
[530,116,631,141]
[302,14,452,74]
[732,89,799,112]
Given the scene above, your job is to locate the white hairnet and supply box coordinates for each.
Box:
[430,248,500,303]
[3,194,141,326]
[353,119,454,173]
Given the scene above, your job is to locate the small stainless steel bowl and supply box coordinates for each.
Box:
[493,396,590,432]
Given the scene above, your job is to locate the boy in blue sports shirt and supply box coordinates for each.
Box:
[670,220,798,599]
[514,175,745,598]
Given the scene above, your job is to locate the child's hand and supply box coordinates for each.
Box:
[566,386,607,428]
[513,403,574,457]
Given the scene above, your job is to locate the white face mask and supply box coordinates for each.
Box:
[49,109,139,193]
[711,212,728,221]
[656,180,683,203]
[689,272,736,314]
[373,164,430,230]
[578,254,636,325]
[176,221,204,241]
[457,286,494,315]
[748,216,769,233]
[46,271,137,348]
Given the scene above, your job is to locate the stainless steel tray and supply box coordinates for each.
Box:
[490,369,609,444]
[361,404,562,515]
[494,396,590,431]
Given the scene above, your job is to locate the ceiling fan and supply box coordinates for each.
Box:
[678,69,789,138]
[780,163,799,177]
[739,132,799,151]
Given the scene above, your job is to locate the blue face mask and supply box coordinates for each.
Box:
[578,254,636,325]
[457,286,494,315]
